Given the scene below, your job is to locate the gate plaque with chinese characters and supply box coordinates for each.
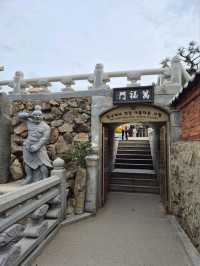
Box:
[113,86,154,104]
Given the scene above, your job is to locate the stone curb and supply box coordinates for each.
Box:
[168,215,200,266]
[61,212,94,226]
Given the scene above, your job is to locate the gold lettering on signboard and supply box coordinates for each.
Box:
[100,106,169,123]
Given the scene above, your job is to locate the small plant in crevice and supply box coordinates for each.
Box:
[64,141,92,168]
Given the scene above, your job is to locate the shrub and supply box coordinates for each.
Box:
[65,141,92,168]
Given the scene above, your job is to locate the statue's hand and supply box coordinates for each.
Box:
[30,144,40,152]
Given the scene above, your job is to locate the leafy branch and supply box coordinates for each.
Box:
[177,41,200,73]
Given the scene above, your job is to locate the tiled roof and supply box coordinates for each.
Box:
[170,70,200,106]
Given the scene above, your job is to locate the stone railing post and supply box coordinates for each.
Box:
[51,158,67,221]
[90,63,109,90]
[85,154,99,214]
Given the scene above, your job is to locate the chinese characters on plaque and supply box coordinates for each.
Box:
[113,86,154,104]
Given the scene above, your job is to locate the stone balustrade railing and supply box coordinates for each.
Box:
[0,158,68,266]
[0,57,193,95]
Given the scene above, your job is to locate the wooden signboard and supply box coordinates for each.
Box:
[101,105,169,124]
[113,86,154,105]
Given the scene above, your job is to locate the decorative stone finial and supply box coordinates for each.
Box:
[53,157,65,170]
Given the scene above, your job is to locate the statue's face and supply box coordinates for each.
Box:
[32,113,42,124]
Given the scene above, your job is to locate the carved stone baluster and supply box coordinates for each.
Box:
[88,74,95,90]
[23,204,49,238]
[28,80,50,93]
[8,71,27,94]
[61,78,75,92]
[0,224,24,266]
[127,72,141,87]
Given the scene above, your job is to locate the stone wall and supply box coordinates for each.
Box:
[174,75,200,140]
[170,141,200,250]
[9,97,91,181]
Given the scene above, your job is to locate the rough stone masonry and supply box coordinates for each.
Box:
[170,141,200,251]
[9,97,91,182]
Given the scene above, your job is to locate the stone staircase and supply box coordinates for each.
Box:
[109,140,160,194]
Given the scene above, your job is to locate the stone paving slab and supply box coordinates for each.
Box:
[34,192,192,266]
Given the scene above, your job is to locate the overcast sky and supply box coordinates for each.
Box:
[0,0,199,88]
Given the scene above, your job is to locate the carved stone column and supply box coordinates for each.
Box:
[85,154,99,213]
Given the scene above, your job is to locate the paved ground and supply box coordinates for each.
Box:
[34,192,192,266]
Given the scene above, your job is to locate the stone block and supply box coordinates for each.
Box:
[58,123,73,133]
[51,119,63,127]
[73,133,89,142]
[10,158,24,180]
[49,128,59,144]
[14,123,27,136]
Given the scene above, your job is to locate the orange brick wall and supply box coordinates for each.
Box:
[177,83,200,140]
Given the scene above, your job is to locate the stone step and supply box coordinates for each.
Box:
[115,163,153,170]
[117,150,151,155]
[118,146,150,151]
[109,184,160,194]
[111,169,156,179]
[110,177,158,187]
[116,154,152,159]
[115,158,153,164]
[118,143,150,147]
[119,139,149,144]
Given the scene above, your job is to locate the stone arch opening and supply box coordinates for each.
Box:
[100,104,170,211]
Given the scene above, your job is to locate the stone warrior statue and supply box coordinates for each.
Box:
[18,105,52,184]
